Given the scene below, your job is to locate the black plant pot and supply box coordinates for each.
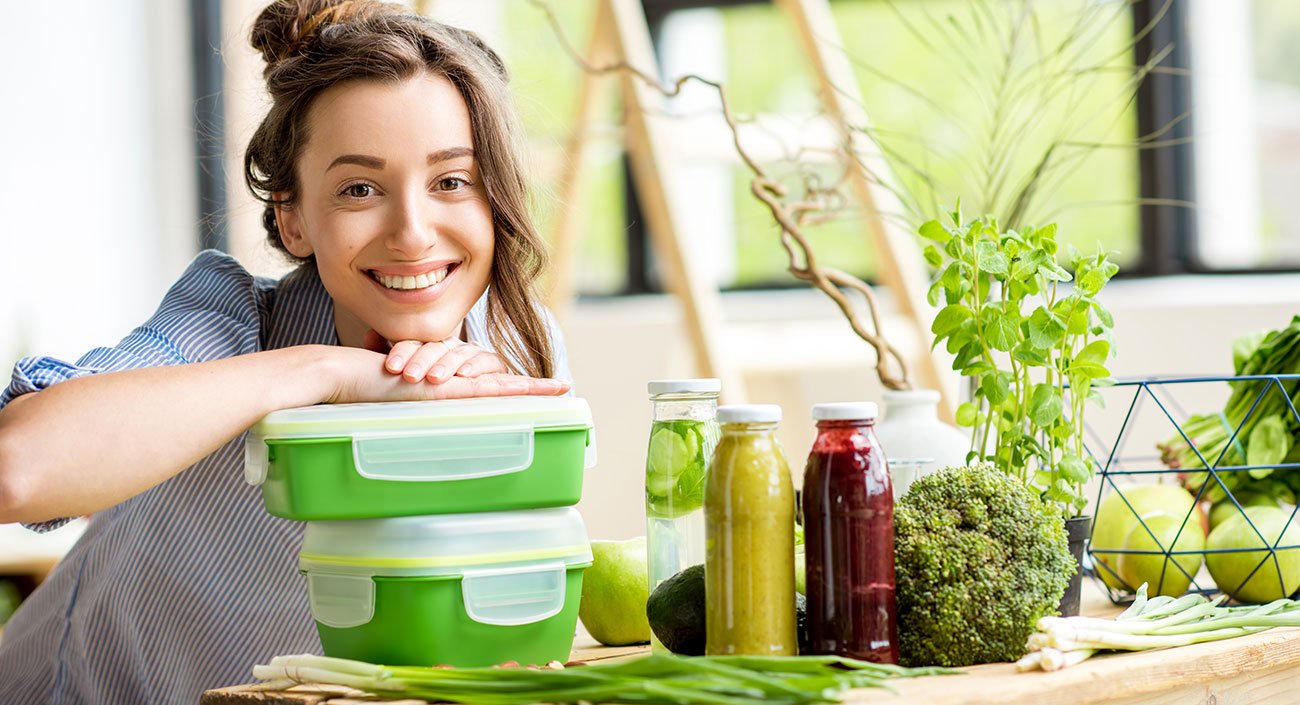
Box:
[1058,515,1092,617]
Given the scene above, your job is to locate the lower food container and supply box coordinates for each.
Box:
[299,507,592,667]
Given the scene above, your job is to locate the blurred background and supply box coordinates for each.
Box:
[4,0,1300,612]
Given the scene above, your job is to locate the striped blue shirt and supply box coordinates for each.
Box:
[0,250,570,704]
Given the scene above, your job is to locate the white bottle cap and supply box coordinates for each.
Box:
[811,402,879,421]
[647,379,722,395]
[717,404,782,424]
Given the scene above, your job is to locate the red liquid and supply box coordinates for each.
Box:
[802,419,898,663]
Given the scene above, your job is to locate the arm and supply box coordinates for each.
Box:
[0,344,566,524]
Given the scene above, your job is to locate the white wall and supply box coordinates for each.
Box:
[0,0,196,373]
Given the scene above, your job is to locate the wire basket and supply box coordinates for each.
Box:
[1084,374,1300,605]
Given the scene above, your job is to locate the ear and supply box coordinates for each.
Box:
[274,197,313,258]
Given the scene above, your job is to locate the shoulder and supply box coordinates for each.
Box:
[160,250,277,314]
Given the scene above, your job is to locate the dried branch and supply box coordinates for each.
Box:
[528,0,912,390]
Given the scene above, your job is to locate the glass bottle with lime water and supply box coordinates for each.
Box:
[645,379,720,650]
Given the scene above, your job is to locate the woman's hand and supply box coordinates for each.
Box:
[363,330,507,384]
[335,342,566,404]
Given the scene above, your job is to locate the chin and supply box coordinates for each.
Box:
[380,321,460,344]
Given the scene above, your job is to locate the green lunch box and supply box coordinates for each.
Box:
[245,397,596,520]
[299,507,592,667]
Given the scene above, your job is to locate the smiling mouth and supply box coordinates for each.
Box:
[368,263,458,291]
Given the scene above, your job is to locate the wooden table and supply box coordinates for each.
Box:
[202,585,1300,705]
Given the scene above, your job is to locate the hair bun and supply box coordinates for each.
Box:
[250,0,380,68]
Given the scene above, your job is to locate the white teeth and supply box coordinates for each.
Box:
[373,267,450,290]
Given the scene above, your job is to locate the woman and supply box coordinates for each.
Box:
[0,1,568,701]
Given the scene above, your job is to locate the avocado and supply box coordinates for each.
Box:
[647,564,707,655]
[646,563,812,656]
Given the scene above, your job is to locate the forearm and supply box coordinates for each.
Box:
[0,345,340,523]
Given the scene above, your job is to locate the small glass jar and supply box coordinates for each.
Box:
[705,404,796,656]
[645,380,720,632]
[802,401,898,664]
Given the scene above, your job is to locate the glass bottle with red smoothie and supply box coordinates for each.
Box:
[802,402,898,663]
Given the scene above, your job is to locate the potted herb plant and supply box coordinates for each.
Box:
[921,204,1119,614]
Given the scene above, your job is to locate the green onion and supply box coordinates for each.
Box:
[1020,583,1300,671]
[252,652,958,704]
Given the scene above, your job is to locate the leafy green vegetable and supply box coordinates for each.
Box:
[1160,317,1300,502]
[894,464,1073,668]
[920,210,1118,515]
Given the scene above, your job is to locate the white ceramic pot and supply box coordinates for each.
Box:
[875,389,971,500]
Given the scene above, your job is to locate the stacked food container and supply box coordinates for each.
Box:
[244,397,596,667]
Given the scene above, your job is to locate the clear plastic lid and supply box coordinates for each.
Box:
[301,508,592,630]
[647,379,721,396]
[298,507,592,578]
[812,401,879,421]
[717,404,782,424]
[252,396,592,439]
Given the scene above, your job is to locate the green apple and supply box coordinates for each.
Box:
[579,537,652,646]
[1117,513,1204,598]
[1093,484,1200,591]
[1209,492,1279,532]
[1206,506,1300,603]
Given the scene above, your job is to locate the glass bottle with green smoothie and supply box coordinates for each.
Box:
[645,379,720,651]
[705,404,796,656]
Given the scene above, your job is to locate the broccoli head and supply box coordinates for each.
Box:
[894,463,1072,667]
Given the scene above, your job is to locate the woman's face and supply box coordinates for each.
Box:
[276,72,494,348]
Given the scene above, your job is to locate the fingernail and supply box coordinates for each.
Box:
[387,356,405,371]
[459,363,473,375]
[430,365,446,379]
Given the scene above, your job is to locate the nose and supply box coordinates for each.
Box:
[385,187,437,258]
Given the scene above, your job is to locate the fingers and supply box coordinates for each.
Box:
[429,345,506,383]
[434,373,569,399]
[384,340,428,379]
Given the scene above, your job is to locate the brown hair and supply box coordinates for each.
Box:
[244,0,555,378]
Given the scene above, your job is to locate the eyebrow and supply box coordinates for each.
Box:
[325,147,475,173]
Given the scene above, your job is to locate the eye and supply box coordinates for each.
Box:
[341,183,375,199]
[435,176,469,192]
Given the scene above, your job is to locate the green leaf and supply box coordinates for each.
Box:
[961,360,996,377]
[1028,308,1067,350]
[940,262,964,292]
[980,305,1020,352]
[1012,342,1048,366]
[923,245,943,268]
[1059,455,1092,484]
[1246,415,1291,473]
[1011,249,1048,282]
[1046,479,1074,503]
[931,304,973,338]
[1091,300,1115,329]
[956,402,978,427]
[1039,262,1072,282]
[1030,384,1064,428]
[926,281,942,307]
[919,220,950,243]
[982,371,1012,406]
[975,239,1009,275]
[1075,339,1110,367]
[1079,268,1107,295]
